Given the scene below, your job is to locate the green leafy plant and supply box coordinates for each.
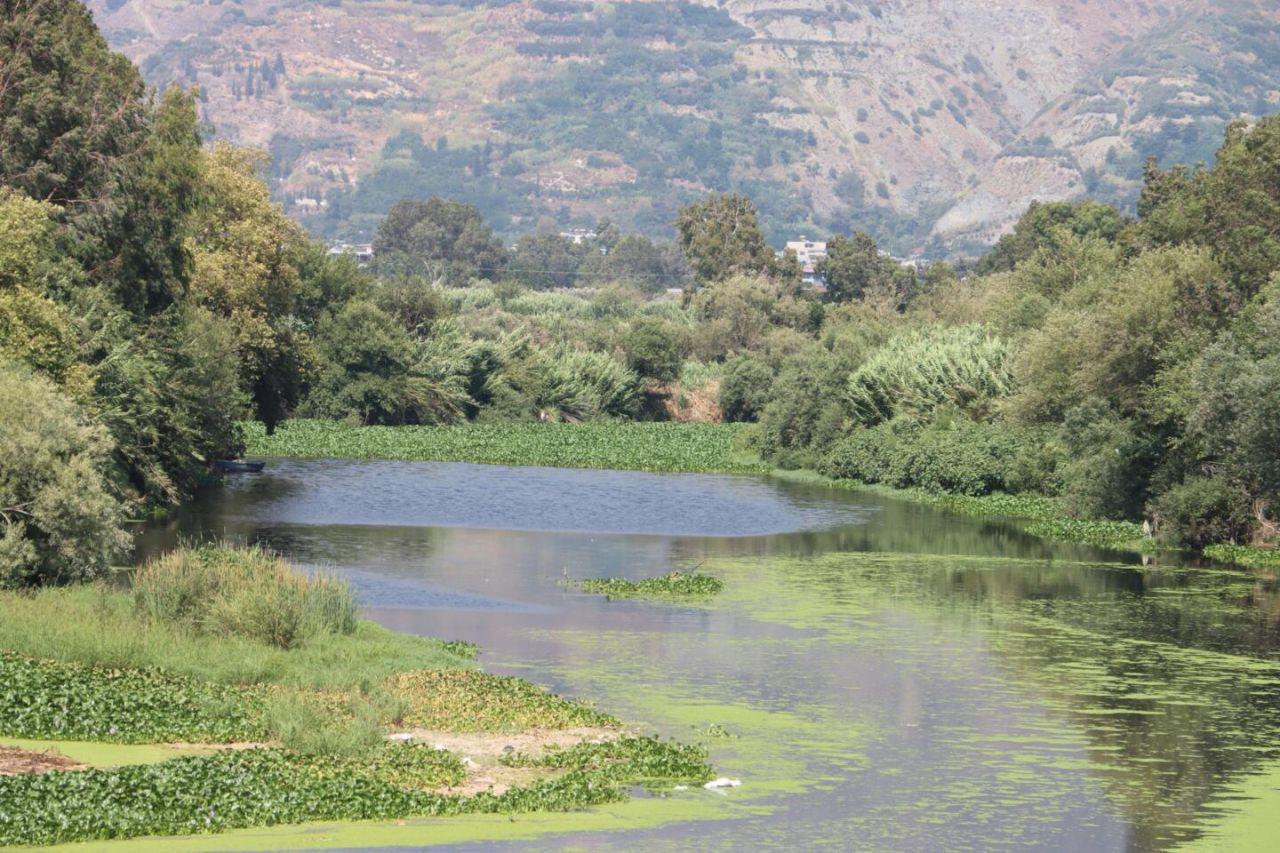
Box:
[577,571,724,600]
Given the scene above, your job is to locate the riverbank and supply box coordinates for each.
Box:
[246,420,1276,570]
[0,546,714,848]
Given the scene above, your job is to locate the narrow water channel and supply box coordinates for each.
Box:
[138,459,1280,851]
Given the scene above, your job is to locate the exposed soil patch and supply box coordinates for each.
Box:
[391,725,622,796]
[0,745,85,776]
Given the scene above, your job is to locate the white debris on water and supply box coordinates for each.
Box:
[703,777,742,790]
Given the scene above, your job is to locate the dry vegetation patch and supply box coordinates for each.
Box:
[0,745,84,776]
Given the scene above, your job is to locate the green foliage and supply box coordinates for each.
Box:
[508,232,587,290]
[677,194,793,284]
[244,420,767,474]
[0,363,128,587]
[133,546,357,650]
[501,735,712,789]
[263,690,388,758]
[624,317,686,382]
[976,200,1128,275]
[718,355,773,422]
[1056,398,1156,521]
[1020,518,1147,550]
[0,733,712,847]
[1148,477,1254,549]
[821,415,1052,497]
[534,347,641,420]
[0,584,470,694]
[845,326,1013,426]
[373,197,506,285]
[390,669,617,732]
[818,231,915,304]
[0,651,264,743]
[1140,115,1280,298]
[1203,544,1280,570]
[578,571,723,599]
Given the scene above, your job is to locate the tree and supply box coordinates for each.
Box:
[976,201,1127,275]
[0,362,129,587]
[676,193,791,284]
[508,232,585,290]
[1139,116,1280,300]
[188,144,315,432]
[580,234,690,292]
[818,232,913,304]
[373,197,507,285]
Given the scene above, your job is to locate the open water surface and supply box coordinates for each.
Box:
[139,458,1280,851]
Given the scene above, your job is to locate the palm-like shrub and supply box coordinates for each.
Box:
[534,348,641,421]
[845,325,1013,425]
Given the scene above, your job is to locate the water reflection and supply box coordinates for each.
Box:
[137,459,1280,851]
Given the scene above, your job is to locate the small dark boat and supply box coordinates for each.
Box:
[212,460,266,474]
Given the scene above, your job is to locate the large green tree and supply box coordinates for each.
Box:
[676,193,792,285]
[373,197,507,285]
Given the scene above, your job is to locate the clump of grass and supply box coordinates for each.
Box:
[1204,544,1280,571]
[0,584,473,692]
[390,670,617,732]
[440,639,480,659]
[500,735,713,790]
[133,545,356,650]
[578,571,723,600]
[263,691,388,758]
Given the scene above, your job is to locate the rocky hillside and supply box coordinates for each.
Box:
[85,0,1280,254]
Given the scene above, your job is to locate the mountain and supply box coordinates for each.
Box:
[85,0,1280,255]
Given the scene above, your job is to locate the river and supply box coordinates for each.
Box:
[138,458,1280,852]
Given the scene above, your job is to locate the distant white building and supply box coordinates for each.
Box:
[327,243,374,265]
[784,237,827,286]
[559,228,597,245]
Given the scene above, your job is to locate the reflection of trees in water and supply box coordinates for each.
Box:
[772,552,1280,849]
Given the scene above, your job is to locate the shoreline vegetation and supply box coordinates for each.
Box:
[0,546,713,848]
[247,420,1277,571]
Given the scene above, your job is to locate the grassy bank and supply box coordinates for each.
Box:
[243,420,766,474]
[0,546,713,847]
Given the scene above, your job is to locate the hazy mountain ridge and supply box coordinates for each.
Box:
[86,0,1280,254]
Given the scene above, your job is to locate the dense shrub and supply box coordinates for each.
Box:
[133,546,356,649]
[624,317,686,382]
[1055,399,1156,520]
[718,355,774,422]
[1149,477,1255,548]
[821,415,1053,496]
[0,363,129,588]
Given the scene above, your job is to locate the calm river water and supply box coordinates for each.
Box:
[139,459,1280,852]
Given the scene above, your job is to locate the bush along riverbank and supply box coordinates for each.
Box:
[0,546,714,848]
